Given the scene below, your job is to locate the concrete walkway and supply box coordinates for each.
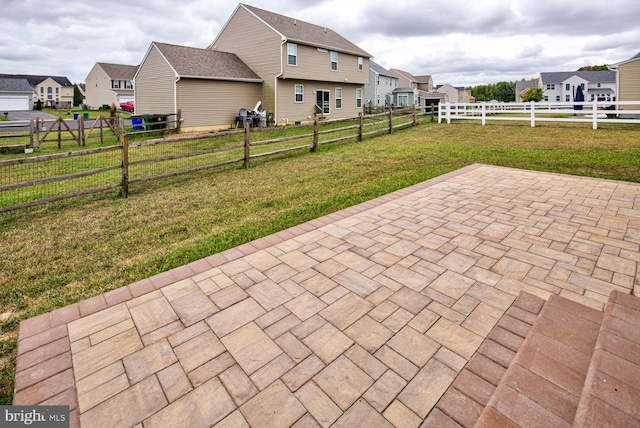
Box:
[13,164,639,427]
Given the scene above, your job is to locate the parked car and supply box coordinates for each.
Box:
[120,101,134,112]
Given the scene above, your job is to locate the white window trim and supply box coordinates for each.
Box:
[335,88,342,109]
[356,88,362,108]
[330,51,338,71]
[287,43,297,66]
[294,84,304,103]
[358,57,363,71]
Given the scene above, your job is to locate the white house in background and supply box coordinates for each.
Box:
[539,70,616,103]
[365,61,398,108]
[85,62,138,109]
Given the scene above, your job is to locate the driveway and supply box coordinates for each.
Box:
[2,110,58,121]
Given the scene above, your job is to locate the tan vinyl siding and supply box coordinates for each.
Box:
[282,44,368,84]
[135,46,176,115]
[618,60,640,110]
[176,79,261,129]
[276,80,363,124]
[84,65,114,109]
[213,7,282,117]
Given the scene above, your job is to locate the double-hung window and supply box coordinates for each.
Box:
[330,51,338,71]
[358,57,363,71]
[356,88,362,108]
[294,84,303,103]
[335,88,342,109]
[287,43,297,66]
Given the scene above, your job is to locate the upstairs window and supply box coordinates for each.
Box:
[287,43,297,66]
[565,83,570,91]
[55,87,59,94]
[112,80,121,89]
[294,84,303,103]
[358,57,363,71]
[125,80,132,89]
[47,87,52,94]
[330,51,338,71]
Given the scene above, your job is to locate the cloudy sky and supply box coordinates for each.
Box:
[1,0,639,87]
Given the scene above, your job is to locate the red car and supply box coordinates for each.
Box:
[120,101,134,112]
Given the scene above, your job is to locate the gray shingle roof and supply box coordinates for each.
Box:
[0,74,73,87]
[0,77,33,93]
[370,61,396,78]
[540,70,616,84]
[98,63,138,80]
[241,4,371,57]
[153,42,262,81]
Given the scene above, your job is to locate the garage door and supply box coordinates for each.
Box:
[0,96,30,111]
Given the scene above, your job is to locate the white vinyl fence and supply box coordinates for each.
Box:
[438,101,640,129]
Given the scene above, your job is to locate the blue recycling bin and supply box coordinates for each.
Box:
[131,115,143,131]
[73,113,79,120]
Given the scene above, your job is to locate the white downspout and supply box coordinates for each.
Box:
[174,76,180,116]
[275,38,285,124]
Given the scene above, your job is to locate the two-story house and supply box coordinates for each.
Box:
[0,74,74,109]
[210,4,371,125]
[134,4,371,129]
[609,51,640,117]
[539,70,616,103]
[85,62,138,110]
[389,68,443,112]
[365,61,398,109]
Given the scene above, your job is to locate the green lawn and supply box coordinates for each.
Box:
[1,119,639,404]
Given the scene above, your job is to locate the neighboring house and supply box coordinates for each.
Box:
[210,3,371,125]
[609,51,640,116]
[85,62,138,109]
[390,68,443,112]
[539,70,616,103]
[0,77,34,111]
[436,84,472,103]
[515,80,539,102]
[365,61,398,108]
[0,74,74,108]
[135,42,262,130]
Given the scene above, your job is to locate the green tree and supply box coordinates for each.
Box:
[468,81,516,102]
[73,84,84,107]
[578,65,608,71]
[520,86,545,102]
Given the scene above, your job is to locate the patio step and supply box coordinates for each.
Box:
[475,291,640,427]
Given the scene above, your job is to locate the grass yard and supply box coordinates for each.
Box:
[1,119,640,403]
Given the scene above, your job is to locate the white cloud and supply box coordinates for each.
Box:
[1,0,638,86]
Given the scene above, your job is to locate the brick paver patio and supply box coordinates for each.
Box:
[12,164,640,427]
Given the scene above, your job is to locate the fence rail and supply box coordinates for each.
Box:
[1,108,417,213]
[438,101,640,129]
